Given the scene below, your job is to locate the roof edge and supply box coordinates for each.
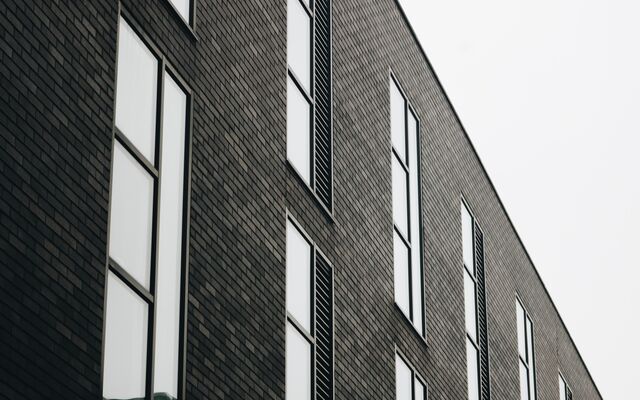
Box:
[390,0,603,397]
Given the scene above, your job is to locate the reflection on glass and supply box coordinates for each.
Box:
[466,338,480,400]
[395,354,412,400]
[109,142,154,289]
[115,18,158,163]
[286,324,311,400]
[103,272,148,400]
[393,231,410,317]
[287,77,311,183]
[392,157,409,237]
[153,73,187,399]
[465,270,478,341]
[287,0,311,93]
[461,202,474,273]
[286,221,312,332]
[390,78,406,162]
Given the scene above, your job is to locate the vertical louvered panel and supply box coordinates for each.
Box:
[315,254,334,400]
[314,0,333,210]
[475,225,491,400]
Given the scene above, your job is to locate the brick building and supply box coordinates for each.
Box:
[0,0,601,399]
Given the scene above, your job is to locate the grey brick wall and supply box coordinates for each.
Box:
[0,0,601,399]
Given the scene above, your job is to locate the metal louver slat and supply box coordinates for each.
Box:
[314,0,333,210]
[475,224,491,400]
[315,253,334,400]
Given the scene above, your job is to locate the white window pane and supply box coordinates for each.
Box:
[461,202,474,274]
[526,317,536,399]
[153,73,187,399]
[410,249,423,335]
[408,110,423,335]
[115,18,158,163]
[103,272,148,400]
[287,77,311,184]
[393,231,410,317]
[414,378,425,400]
[109,142,154,289]
[392,157,408,237]
[170,0,190,22]
[286,221,312,332]
[287,0,311,92]
[519,360,529,400]
[526,317,534,364]
[390,78,406,162]
[286,324,311,400]
[464,270,477,341]
[559,375,567,400]
[466,338,480,400]
[517,301,527,359]
[395,354,412,400]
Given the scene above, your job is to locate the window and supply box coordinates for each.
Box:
[286,218,334,400]
[103,17,191,400]
[390,75,424,336]
[517,298,537,400]
[559,373,573,400]
[168,0,193,26]
[287,0,333,210]
[462,202,480,400]
[395,354,427,400]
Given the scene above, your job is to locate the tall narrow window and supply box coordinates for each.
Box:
[462,202,480,400]
[103,17,190,400]
[287,0,333,210]
[517,298,537,400]
[390,75,424,336]
[559,373,573,400]
[461,201,490,400]
[286,218,334,400]
[395,354,427,400]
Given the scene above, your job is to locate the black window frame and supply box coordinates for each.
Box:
[101,9,194,400]
[395,350,429,400]
[389,70,426,340]
[516,296,538,400]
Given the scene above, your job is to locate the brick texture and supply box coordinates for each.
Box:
[0,0,601,399]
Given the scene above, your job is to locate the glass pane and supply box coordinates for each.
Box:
[390,77,406,162]
[286,220,312,332]
[109,142,154,289]
[393,231,410,317]
[517,301,527,359]
[103,272,148,400]
[414,378,425,400]
[526,317,536,399]
[519,360,529,400]
[466,338,480,400]
[408,110,423,335]
[526,317,534,364]
[287,77,311,184]
[464,270,477,341]
[392,156,408,237]
[153,73,187,399]
[115,18,158,163]
[395,354,412,400]
[286,324,311,400]
[287,0,311,93]
[170,0,190,22]
[559,375,567,400]
[461,202,474,274]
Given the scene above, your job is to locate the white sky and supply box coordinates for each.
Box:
[398,0,640,398]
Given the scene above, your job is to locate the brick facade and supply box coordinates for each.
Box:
[0,0,601,399]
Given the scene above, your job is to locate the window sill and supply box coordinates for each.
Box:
[394,303,429,349]
[160,0,199,42]
[286,160,335,223]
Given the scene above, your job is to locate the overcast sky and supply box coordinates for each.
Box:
[398,0,640,398]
